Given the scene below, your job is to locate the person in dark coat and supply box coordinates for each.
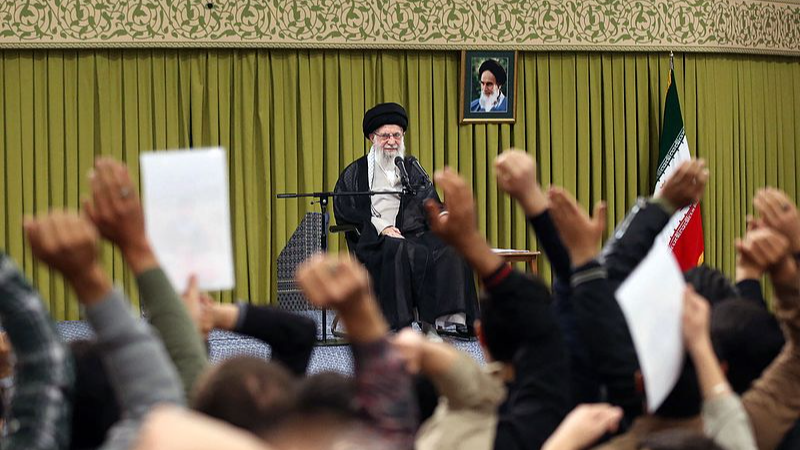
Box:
[333,102,477,333]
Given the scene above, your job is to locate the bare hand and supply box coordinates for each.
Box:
[25,211,100,280]
[736,227,790,272]
[681,286,711,353]
[24,211,111,304]
[182,275,215,340]
[542,404,624,450]
[380,226,404,239]
[296,254,373,311]
[495,149,547,216]
[547,187,606,267]
[656,159,709,210]
[297,254,387,342]
[425,167,480,250]
[391,328,426,375]
[754,188,800,253]
[84,158,153,266]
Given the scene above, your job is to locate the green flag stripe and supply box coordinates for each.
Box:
[656,128,685,182]
[655,69,686,185]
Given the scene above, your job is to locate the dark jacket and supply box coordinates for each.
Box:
[484,267,571,450]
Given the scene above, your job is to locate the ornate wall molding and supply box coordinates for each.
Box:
[1,0,799,55]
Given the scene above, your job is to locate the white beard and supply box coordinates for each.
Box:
[479,89,500,112]
[375,141,405,168]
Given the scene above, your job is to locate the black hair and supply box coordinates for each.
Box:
[711,298,785,393]
[480,275,553,362]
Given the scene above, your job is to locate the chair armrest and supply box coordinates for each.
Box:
[330,224,359,236]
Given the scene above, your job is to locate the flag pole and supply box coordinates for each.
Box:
[669,50,674,72]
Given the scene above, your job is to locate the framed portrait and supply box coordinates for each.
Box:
[460,50,517,124]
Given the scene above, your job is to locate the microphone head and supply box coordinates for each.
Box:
[394,156,404,165]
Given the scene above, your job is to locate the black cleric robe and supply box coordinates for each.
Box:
[333,155,478,330]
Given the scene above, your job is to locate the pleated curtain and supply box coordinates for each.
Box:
[0,49,798,319]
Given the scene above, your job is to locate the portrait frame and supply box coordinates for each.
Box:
[460,50,517,124]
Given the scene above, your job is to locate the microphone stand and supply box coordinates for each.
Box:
[276,189,406,341]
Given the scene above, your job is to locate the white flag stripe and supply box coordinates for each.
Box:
[655,132,693,248]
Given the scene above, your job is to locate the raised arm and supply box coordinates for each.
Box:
[602,159,708,286]
[210,302,316,376]
[742,189,800,449]
[682,286,757,450]
[495,149,571,280]
[548,187,642,419]
[25,211,185,450]
[425,167,570,449]
[297,254,417,449]
[84,157,208,395]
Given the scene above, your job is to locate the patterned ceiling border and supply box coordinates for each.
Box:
[1,0,799,56]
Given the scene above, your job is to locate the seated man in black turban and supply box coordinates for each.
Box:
[470,59,508,113]
[333,102,478,334]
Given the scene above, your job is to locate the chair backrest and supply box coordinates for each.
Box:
[276,212,329,339]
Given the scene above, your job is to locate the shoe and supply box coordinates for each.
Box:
[436,322,473,339]
[420,322,444,343]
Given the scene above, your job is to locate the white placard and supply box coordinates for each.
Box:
[616,242,685,412]
[140,148,235,292]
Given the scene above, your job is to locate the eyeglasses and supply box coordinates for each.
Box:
[374,132,404,141]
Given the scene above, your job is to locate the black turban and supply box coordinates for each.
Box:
[478,59,507,86]
[362,102,408,138]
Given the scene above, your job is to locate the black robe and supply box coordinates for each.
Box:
[333,156,478,329]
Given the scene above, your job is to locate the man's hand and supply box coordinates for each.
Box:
[24,211,111,305]
[754,188,800,254]
[494,149,548,216]
[182,275,215,340]
[656,159,709,211]
[391,328,425,375]
[380,226,404,239]
[84,157,157,274]
[736,228,790,272]
[296,254,372,310]
[296,254,387,342]
[425,168,480,250]
[737,226,796,286]
[547,187,606,267]
[681,286,712,354]
[542,404,623,450]
[425,167,503,277]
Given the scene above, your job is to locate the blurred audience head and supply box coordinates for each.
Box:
[191,356,298,439]
[683,266,738,306]
[711,298,785,393]
[477,275,553,363]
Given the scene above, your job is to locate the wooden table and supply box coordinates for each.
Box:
[492,249,540,274]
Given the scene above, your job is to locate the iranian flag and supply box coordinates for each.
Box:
[653,68,704,271]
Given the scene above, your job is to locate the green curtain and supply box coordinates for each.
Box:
[1,49,798,320]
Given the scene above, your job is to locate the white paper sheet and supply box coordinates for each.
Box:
[616,241,685,412]
[140,148,235,292]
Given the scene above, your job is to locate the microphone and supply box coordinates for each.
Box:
[406,156,431,186]
[394,156,411,191]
